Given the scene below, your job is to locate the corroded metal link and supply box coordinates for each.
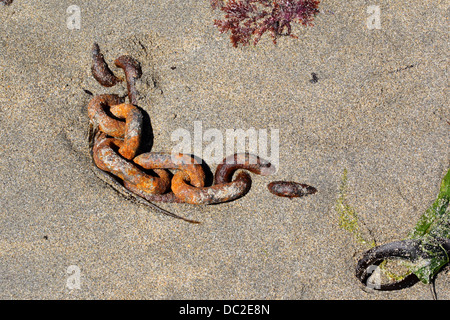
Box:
[125,152,206,203]
[172,170,252,205]
[114,55,142,105]
[355,238,450,291]
[170,153,273,205]
[134,152,206,188]
[87,94,126,138]
[355,239,422,291]
[91,43,121,87]
[92,133,171,195]
[109,103,143,160]
[214,153,276,184]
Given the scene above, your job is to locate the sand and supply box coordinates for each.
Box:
[0,0,448,299]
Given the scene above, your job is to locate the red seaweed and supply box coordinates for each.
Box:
[212,0,320,47]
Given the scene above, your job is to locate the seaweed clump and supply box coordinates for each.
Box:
[211,0,320,47]
[335,168,376,248]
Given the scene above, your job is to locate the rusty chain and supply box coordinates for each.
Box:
[87,43,292,222]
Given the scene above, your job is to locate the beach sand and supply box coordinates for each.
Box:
[0,0,448,299]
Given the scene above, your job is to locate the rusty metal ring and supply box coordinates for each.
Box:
[134,152,206,188]
[87,94,126,138]
[91,43,121,87]
[170,153,273,205]
[356,238,450,291]
[109,103,143,160]
[126,152,207,203]
[92,133,170,195]
[355,239,422,291]
[172,170,252,205]
[114,55,142,105]
[214,153,275,184]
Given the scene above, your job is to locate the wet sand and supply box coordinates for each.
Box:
[0,0,448,299]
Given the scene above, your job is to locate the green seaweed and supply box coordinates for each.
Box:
[406,168,450,284]
[336,169,376,248]
[336,169,409,281]
[339,167,450,285]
